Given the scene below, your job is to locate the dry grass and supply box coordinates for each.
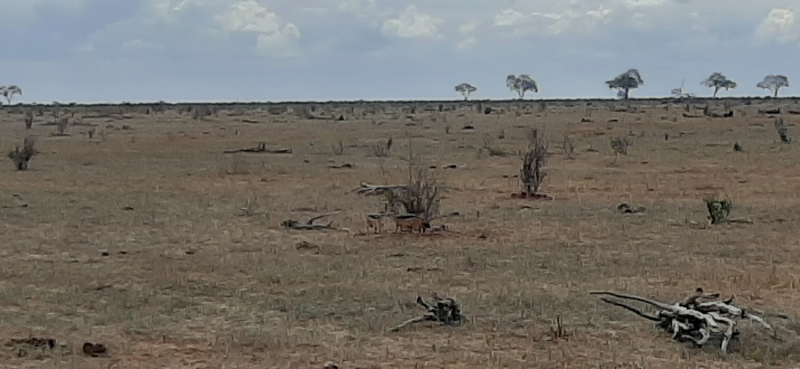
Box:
[0,100,799,368]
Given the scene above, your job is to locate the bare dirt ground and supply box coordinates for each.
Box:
[0,99,799,368]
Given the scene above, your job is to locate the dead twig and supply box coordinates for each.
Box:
[224,142,292,154]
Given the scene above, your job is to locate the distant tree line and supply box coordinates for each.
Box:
[454,71,790,101]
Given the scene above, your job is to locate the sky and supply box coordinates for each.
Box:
[1,0,799,103]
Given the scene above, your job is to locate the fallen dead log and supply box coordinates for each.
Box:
[352,182,408,196]
[224,142,292,154]
[592,288,781,352]
[758,108,781,115]
[389,294,464,332]
[281,214,335,230]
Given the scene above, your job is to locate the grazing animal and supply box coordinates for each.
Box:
[366,211,385,234]
[391,214,430,233]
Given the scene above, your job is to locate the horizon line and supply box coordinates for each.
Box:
[0,95,794,106]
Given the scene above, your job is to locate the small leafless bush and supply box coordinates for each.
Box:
[192,105,213,121]
[775,117,791,144]
[55,118,69,136]
[24,110,34,129]
[482,139,508,157]
[610,137,630,155]
[371,138,393,157]
[7,136,38,171]
[383,165,441,221]
[228,154,250,175]
[705,198,732,225]
[563,135,574,159]
[332,141,344,156]
[520,128,547,195]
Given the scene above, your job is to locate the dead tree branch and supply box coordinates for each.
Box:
[224,142,292,154]
[280,214,336,230]
[389,294,464,332]
[592,288,779,352]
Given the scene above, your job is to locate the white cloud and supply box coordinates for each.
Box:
[148,0,196,23]
[624,0,668,7]
[586,5,612,21]
[459,21,480,35]
[338,0,376,18]
[122,39,165,51]
[457,37,477,50]
[214,0,300,53]
[756,8,799,43]
[382,5,443,39]
[494,7,597,36]
[0,0,87,24]
[493,9,526,28]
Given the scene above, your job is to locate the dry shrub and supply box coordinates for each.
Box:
[55,117,70,136]
[520,128,547,195]
[705,198,732,225]
[7,136,38,171]
[775,117,791,144]
[610,137,630,155]
[24,110,34,129]
[384,165,441,221]
[371,138,392,157]
[192,105,214,121]
[731,325,800,365]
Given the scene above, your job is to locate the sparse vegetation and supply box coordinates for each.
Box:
[7,136,37,170]
[385,165,441,221]
[24,110,33,129]
[0,85,22,104]
[562,135,574,159]
[606,69,644,100]
[519,128,547,196]
[55,117,70,136]
[506,74,538,98]
[610,136,630,163]
[454,83,478,100]
[0,99,799,368]
[775,117,791,143]
[705,198,732,225]
[757,75,789,97]
[702,73,737,97]
[371,137,393,157]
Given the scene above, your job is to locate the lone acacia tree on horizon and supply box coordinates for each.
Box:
[454,83,478,100]
[605,69,643,100]
[757,75,789,97]
[702,73,737,97]
[0,85,22,104]
[506,74,538,98]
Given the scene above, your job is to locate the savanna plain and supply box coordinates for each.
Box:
[0,99,799,369]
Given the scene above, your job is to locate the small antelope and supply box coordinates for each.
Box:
[366,211,386,234]
[391,213,430,233]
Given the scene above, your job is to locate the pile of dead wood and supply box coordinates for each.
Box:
[593,288,784,352]
[389,294,464,332]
